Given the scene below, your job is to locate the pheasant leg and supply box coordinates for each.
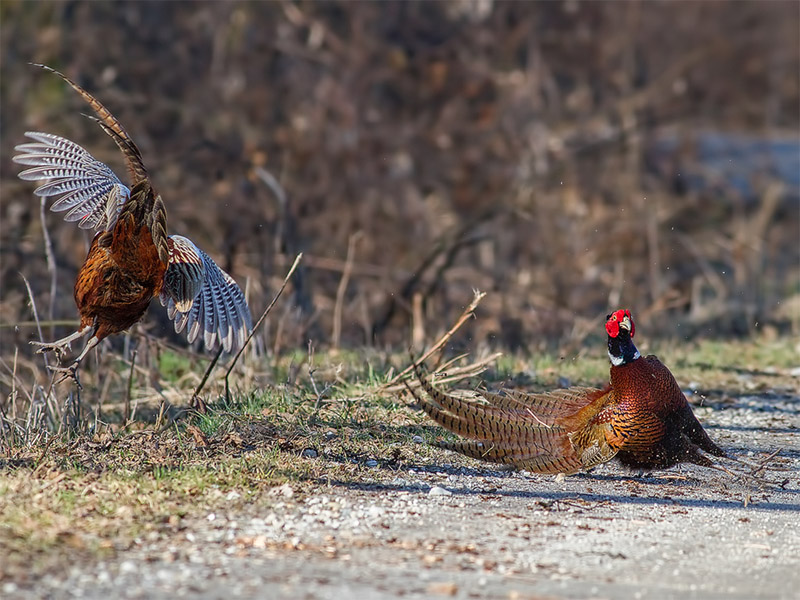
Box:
[45,335,101,389]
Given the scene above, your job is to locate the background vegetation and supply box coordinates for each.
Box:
[0,5,798,587]
[0,1,798,430]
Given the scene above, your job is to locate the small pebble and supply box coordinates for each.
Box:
[427,581,458,596]
[428,486,452,497]
[302,448,318,458]
[119,561,137,575]
[412,435,424,443]
[272,483,294,498]
[365,459,378,467]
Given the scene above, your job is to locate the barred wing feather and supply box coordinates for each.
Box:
[161,236,205,314]
[13,132,129,231]
[159,235,252,354]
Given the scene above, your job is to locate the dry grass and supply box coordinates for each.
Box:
[1,332,797,583]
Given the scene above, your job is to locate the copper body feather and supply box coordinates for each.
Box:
[14,65,252,377]
[410,311,724,474]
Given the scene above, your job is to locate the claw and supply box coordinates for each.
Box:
[47,363,82,389]
[30,326,93,361]
[31,340,71,359]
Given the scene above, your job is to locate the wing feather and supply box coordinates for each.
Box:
[13,132,130,231]
[160,235,252,354]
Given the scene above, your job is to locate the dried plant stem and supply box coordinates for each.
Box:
[32,435,58,473]
[21,274,50,373]
[39,197,58,338]
[189,253,304,409]
[332,231,362,348]
[381,350,502,395]
[307,340,332,413]
[124,349,137,427]
[383,289,487,388]
[22,274,65,436]
[155,398,169,430]
[190,348,223,413]
[224,252,304,400]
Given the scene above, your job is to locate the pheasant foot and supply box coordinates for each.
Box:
[30,326,93,360]
[47,363,82,389]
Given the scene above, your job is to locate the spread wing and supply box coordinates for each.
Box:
[160,235,252,354]
[14,132,130,231]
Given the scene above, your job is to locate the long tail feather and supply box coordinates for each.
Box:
[408,359,607,474]
[33,64,148,186]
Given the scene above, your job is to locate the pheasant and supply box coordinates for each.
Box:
[14,65,252,384]
[408,309,725,474]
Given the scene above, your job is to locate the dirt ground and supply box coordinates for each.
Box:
[5,386,798,600]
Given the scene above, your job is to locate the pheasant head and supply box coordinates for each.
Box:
[605,309,641,366]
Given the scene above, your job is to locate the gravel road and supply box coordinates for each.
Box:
[7,392,799,600]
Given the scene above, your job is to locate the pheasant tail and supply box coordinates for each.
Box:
[34,65,170,264]
[34,65,148,185]
[409,361,616,474]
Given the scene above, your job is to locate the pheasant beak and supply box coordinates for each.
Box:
[619,315,632,332]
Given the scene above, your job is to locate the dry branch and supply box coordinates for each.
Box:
[190,253,304,410]
[332,231,363,348]
[380,351,502,395]
[378,289,495,394]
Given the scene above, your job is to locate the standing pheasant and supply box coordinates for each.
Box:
[409,309,725,474]
[14,65,252,384]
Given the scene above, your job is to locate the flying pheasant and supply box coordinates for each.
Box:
[14,65,252,384]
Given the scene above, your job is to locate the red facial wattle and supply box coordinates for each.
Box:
[605,309,634,338]
[605,318,620,338]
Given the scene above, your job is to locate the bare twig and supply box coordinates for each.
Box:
[332,231,362,348]
[224,252,304,399]
[21,273,66,429]
[372,208,498,340]
[39,196,58,338]
[307,340,333,413]
[383,289,487,388]
[32,434,58,474]
[21,274,50,372]
[748,448,784,476]
[380,351,502,395]
[190,347,223,413]
[189,253,303,409]
[722,448,789,474]
[124,349,137,427]
[60,388,82,437]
